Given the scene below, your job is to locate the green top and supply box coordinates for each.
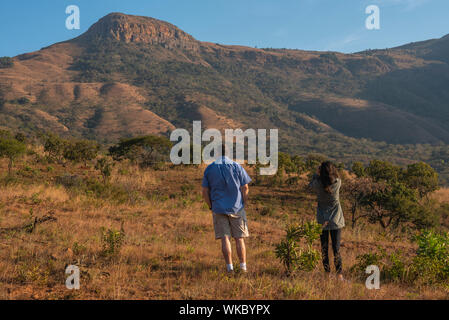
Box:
[308,174,345,230]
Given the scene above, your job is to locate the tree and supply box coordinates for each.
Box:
[291,155,305,176]
[43,133,69,163]
[362,182,421,229]
[351,161,366,178]
[365,160,402,183]
[342,177,387,228]
[95,157,114,183]
[348,160,440,230]
[404,162,439,198]
[109,135,172,167]
[0,135,26,175]
[64,139,99,166]
[304,154,327,173]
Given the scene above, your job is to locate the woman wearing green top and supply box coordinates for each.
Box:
[308,161,345,280]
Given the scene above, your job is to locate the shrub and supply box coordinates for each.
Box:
[350,248,409,283]
[415,230,449,261]
[275,221,322,275]
[351,161,366,177]
[297,249,320,272]
[95,157,114,183]
[350,251,384,279]
[180,183,195,196]
[55,174,129,202]
[43,133,69,163]
[82,178,128,202]
[351,231,449,286]
[109,135,172,168]
[16,97,29,105]
[55,174,84,189]
[275,227,300,275]
[410,230,449,284]
[382,250,409,282]
[43,133,99,166]
[0,56,13,69]
[100,226,125,257]
[260,206,275,217]
[64,139,99,165]
[304,154,327,172]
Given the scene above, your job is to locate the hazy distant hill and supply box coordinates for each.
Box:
[0,12,448,180]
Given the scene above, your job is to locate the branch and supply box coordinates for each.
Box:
[0,213,57,234]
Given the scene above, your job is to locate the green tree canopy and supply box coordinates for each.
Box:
[404,162,439,198]
[109,135,172,167]
[64,139,99,165]
[43,133,69,163]
[0,133,26,174]
[365,160,402,183]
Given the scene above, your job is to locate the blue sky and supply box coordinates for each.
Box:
[1,0,448,57]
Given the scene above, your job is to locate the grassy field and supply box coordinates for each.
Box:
[0,154,448,300]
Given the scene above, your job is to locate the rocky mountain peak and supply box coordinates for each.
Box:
[75,12,199,50]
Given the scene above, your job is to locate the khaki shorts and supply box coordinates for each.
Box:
[212,209,249,239]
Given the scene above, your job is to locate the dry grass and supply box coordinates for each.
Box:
[432,188,449,204]
[0,161,448,300]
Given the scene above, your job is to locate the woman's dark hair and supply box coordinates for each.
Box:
[319,161,339,193]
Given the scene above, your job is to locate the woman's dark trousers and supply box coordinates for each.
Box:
[320,229,342,274]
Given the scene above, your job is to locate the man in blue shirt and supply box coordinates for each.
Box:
[202,144,252,273]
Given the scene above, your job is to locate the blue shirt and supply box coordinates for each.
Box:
[202,156,252,214]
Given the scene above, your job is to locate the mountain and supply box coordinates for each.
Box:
[0,12,448,179]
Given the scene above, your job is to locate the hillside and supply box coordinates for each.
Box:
[0,12,449,181]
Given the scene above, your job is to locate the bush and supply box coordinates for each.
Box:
[351,231,449,286]
[55,174,129,203]
[410,230,449,284]
[16,97,29,105]
[0,57,13,69]
[43,133,69,163]
[109,135,172,168]
[100,226,125,257]
[260,206,275,217]
[350,251,384,279]
[95,157,114,183]
[55,174,84,189]
[351,161,366,177]
[64,139,99,165]
[43,133,99,166]
[350,248,409,283]
[297,249,320,272]
[382,250,409,282]
[275,221,322,275]
[82,178,129,201]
